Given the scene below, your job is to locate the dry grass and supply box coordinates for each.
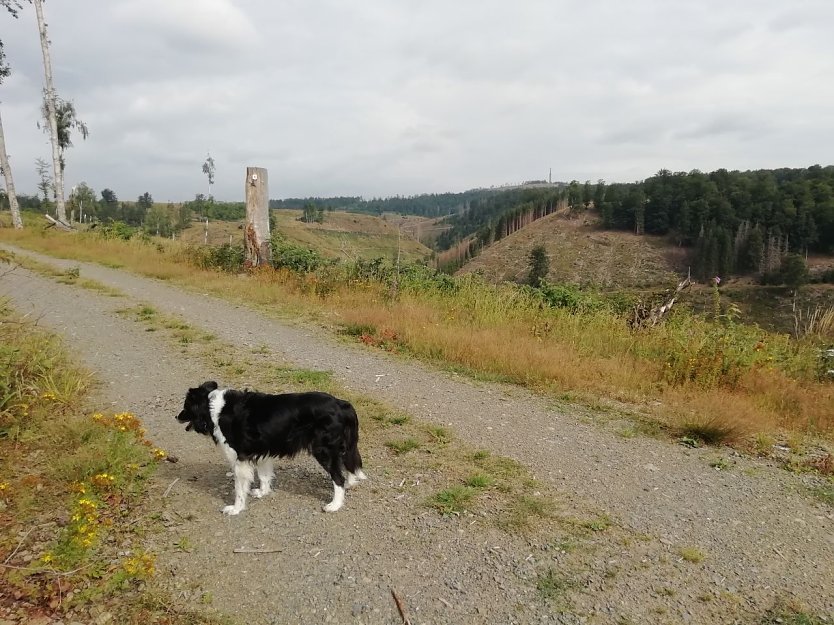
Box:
[794,303,834,340]
[3,227,833,445]
[677,546,706,563]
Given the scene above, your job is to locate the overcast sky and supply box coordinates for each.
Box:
[1,0,833,203]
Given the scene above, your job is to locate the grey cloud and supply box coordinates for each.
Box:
[673,116,772,142]
[596,124,668,147]
[1,0,833,201]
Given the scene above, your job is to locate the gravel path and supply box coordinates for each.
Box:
[1,244,832,624]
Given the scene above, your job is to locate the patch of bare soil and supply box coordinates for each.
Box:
[0,244,832,625]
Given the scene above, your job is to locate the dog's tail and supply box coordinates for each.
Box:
[339,399,363,474]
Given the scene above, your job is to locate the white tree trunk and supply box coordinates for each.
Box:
[33,0,66,223]
[0,107,23,229]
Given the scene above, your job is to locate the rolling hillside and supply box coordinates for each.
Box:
[178,210,434,263]
[456,208,683,288]
[451,207,834,334]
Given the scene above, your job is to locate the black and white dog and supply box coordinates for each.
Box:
[176,381,366,515]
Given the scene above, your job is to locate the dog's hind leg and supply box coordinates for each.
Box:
[251,458,274,498]
[344,444,367,487]
[223,460,254,515]
[314,449,347,512]
[343,410,367,487]
[347,468,367,486]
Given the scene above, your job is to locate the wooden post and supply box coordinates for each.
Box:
[244,166,271,267]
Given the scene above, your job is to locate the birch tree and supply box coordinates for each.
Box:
[202,152,215,199]
[0,2,24,228]
[33,0,67,222]
[35,157,52,204]
[40,96,88,174]
[0,111,22,229]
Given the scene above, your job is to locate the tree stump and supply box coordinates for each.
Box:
[244,167,271,268]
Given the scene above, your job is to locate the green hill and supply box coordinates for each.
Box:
[178,210,433,264]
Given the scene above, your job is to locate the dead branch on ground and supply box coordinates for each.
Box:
[391,588,412,625]
[44,214,73,231]
[629,277,692,329]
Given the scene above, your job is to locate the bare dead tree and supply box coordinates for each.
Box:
[0,31,22,228]
[629,276,692,329]
[33,0,68,222]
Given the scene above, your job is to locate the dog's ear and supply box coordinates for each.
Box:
[200,381,219,392]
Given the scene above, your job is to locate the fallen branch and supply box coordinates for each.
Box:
[391,588,412,625]
[629,277,692,329]
[162,477,179,498]
[44,214,73,231]
[233,547,283,554]
[3,526,36,564]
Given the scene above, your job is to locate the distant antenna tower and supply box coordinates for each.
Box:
[549,168,552,184]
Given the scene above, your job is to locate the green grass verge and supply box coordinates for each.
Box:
[0,303,227,624]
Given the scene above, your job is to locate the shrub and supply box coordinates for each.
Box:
[398,262,459,294]
[349,257,392,283]
[271,233,328,272]
[205,243,244,273]
[179,243,244,273]
[98,221,138,241]
[529,282,606,313]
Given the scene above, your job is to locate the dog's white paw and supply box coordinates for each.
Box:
[346,474,359,488]
[355,469,368,480]
[222,505,243,515]
[250,487,270,499]
[322,500,343,513]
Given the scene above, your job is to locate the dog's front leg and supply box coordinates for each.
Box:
[223,460,254,515]
[323,481,346,513]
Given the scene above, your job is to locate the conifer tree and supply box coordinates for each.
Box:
[526,245,549,286]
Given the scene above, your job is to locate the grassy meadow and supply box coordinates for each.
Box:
[178,210,434,264]
[1,223,833,460]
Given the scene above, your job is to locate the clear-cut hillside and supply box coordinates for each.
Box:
[457,209,685,288]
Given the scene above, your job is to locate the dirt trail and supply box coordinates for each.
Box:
[1,244,832,624]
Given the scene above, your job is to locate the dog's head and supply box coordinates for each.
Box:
[176,381,218,435]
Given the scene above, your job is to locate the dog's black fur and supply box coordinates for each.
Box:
[177,381,364,513]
